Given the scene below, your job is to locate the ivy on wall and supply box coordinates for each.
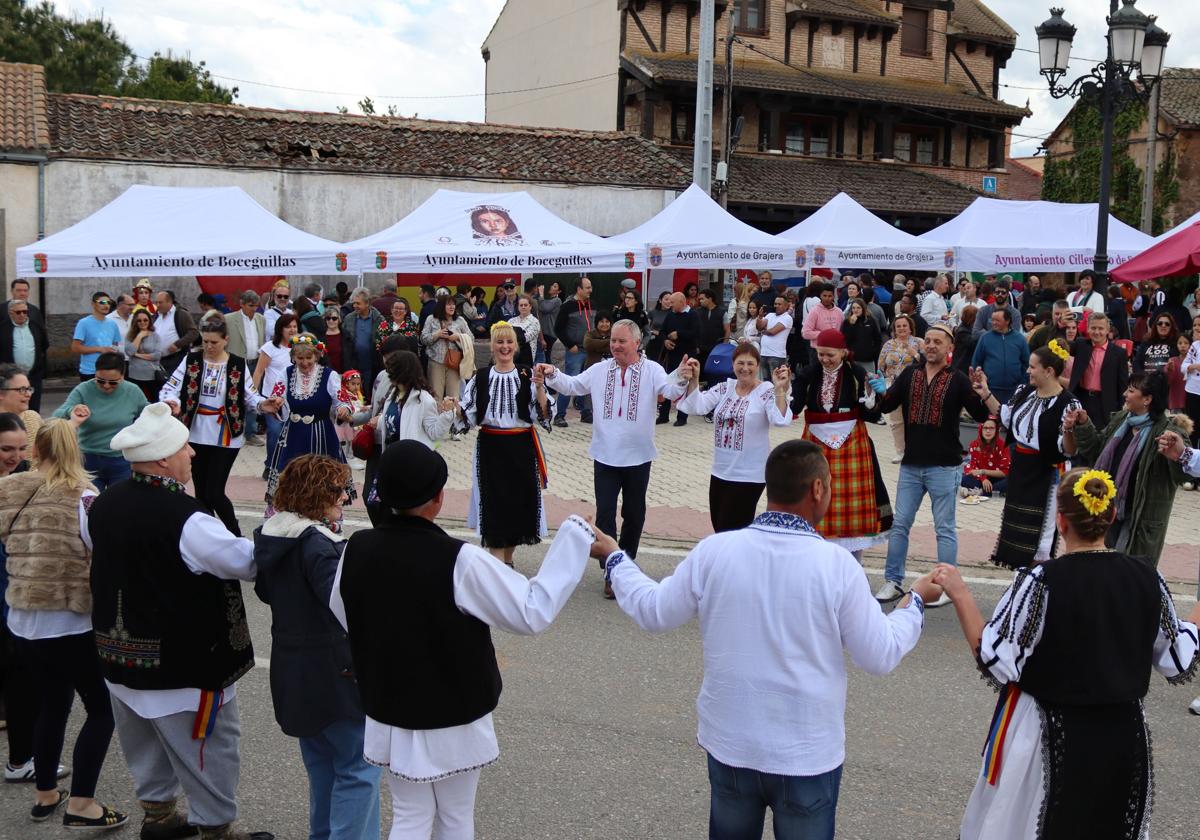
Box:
[1041,98,1179,236]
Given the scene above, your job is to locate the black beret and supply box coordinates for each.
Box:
[377,440,448,511]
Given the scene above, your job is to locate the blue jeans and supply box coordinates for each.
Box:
[885,463,962,585]
[264,412,284,466]
[707,753,842,840]
[298,717,381,840]
[244,405,259,439]
[961,474,1008,496]
[555,348,589,419]
[83,453,130,491]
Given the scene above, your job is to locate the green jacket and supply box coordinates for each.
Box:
[1073,410,1189,565]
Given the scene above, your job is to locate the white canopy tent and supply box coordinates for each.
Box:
[1153,209,1200,244]
[918,197,1153,274]
[608,183,795,271]
[777,191,952,271]
[348,189,639,274]
[16,184,356,278]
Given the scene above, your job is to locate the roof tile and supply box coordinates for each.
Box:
[949,0,1017,45]
[1160,68,1200,128]
[0,62,50,151]
[787,0,898,27]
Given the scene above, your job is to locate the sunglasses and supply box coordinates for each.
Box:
[325,316,340,322]
[96,299,113,306]
[94,376,122,387]
[275,294,290,300]
[1157,321,1173,327]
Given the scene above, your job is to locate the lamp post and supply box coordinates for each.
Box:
[1036,0,1170,291]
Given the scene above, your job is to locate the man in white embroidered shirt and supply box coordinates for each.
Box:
[603,440,940,839]
[536,319,687,597]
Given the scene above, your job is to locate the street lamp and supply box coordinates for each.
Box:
[1035,0,1170,290]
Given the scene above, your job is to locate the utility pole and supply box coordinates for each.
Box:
[692,0,715,191]
[718,6,735,210]
[1140,81,1159,233]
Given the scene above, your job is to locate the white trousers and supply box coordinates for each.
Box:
[387,769,481,840]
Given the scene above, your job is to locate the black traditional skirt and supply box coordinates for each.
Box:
[992,445,1061,570]
[473,425,548,548]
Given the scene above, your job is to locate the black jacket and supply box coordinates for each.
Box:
[1068,341,1129,421]
[696,305,725,352]
[650,308,699,369]
[253,522,362,738]
[840,315,881,366]
[0,315,49,378]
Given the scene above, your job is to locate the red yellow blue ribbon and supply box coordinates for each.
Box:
[197,405,233,446]
[982,683,1021,785]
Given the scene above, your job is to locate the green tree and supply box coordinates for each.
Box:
[0,0,236,103]
[120,52,236,104]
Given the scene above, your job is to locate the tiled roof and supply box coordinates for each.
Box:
[1160,69,1200,128]
[949,0,1017,45]
[623,51,1029,120]
[43,92,694,188]
[787,0,897,27]
[675,149,982,216]
[1005,158,1043,202]
[0,62,50,152]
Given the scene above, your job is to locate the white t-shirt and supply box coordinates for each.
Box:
[260,342,292,398]
[759,313,793,358]
[1183,340,1200,396]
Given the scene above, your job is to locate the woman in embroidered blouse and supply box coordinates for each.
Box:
[375,299,419,353]
[263,335,354,508]
[452,323,550,567]
[161,321,279,536]
[877,314,923,460]
[933,468,1199,840]
[973,342,1081,569]
[677,342,791,532]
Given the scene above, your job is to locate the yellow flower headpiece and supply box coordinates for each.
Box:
[289,333,326,355]
[1072,469,1117,516]
[490,320,511,333]
[1047,338,1070,362]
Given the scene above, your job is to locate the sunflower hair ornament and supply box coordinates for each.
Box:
[1072,469,1117,516]
[1047,339,1070,362]
[289,333,327,355]
[490,320,511,333]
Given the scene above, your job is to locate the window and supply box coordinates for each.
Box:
[894,126,939,165]
[782,115,833,157]
[901,7,930,56]
[671,101,694,144]
[735,0,768,36]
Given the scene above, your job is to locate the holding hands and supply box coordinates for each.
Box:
[930,564,968,603]
[1062,407,1090,432]
[771,365,791,391]
[1157,429,1187,461]
[534,363,557,382]
[439,396,458,413]
[68,404,90,427]
[968,367,989,397]
[866,372,886,395]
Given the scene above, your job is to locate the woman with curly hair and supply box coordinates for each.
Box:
[264,334,354,508]
[374,299,419,354]
[971,341,1082,569]
[933,467,1199,840]
[253,454,379,840]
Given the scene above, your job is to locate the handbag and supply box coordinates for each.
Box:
[351,425,376,460]
[444,343,463,372]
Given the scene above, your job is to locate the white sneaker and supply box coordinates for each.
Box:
[349,458,365,471]
[1189,696,1200,715]
[890,453,903,464]
[1185,482,1196,491]
[924,592,952,608]
[873,581,904,602]
[4,759,69,782]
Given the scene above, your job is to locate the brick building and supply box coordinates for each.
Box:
[483,0,1029,230]
[1042,68,1200,231]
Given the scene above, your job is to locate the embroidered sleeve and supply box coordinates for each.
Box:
[454,376,480,432]
[1153,574,1199,685]
[977,566,1048,691]
[1056,397,1084,454]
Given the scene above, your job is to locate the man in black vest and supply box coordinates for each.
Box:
[89,403,273,840]
[332,441,612,838]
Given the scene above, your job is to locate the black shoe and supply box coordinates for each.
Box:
[704,412,714,423]
[31,789,67,822]
[580,415,592,424]
[552,417,568,428]
[261,467,270,481]
[655,416,670,425]
[673,417,687,426]
[63,804,129,831]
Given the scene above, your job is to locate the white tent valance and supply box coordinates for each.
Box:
[16,185,356,278]
[777,192,952,271]
[608,184,794,271]
[919,197,1154,273]
[348,189,638,274]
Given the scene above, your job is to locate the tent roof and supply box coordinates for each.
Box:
[16,184,353,278]
[1153,209,1200,244]
[347,188,637,274]
[919,197,1153,273]
[777,191,950,270]
[608,184,792,269]
[1111,220,1200,282]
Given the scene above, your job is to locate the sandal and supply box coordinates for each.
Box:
[63,804,129,831]
[30,788,68,822]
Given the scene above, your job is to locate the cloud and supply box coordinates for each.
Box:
[56,0,506,120]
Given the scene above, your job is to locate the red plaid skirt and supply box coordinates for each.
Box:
[802,421,883,539]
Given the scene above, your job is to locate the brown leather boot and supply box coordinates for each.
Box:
[196,824,274,840]
[139,799,198,840]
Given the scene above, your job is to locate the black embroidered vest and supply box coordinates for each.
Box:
[89,479,254,691]
[474,365,533,425]
[179,351,248,439]
[339,515,502,729]
[1006,384,1076,463]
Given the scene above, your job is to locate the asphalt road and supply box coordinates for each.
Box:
[1,512,1197,839]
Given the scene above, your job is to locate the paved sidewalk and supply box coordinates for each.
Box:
[225,407,1200,586]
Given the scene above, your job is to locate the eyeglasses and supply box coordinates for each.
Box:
[325,316,340,322]
[94,377,122,387]
[9,310,27,316]
[0,386,34,395]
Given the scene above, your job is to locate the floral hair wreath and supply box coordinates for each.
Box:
[289,334,326,355]
[1047,339,1070,362]
[490,320,511,333]
[1072,469,1117,516]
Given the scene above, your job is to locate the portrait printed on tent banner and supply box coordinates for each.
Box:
[470,204,524,247]
[650,246,663,267]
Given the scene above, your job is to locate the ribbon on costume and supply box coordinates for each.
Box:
[191,688,225,770]
[981,682,1021,785]
[481,426,548,489]
[197,405,233,446]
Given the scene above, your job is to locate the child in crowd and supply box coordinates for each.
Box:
[1166,334,1190,412]
[960,415,1010,498]
[338,369,366,469]
[583,313,613,370]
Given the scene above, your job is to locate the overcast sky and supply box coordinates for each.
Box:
[59,0,1199,159]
